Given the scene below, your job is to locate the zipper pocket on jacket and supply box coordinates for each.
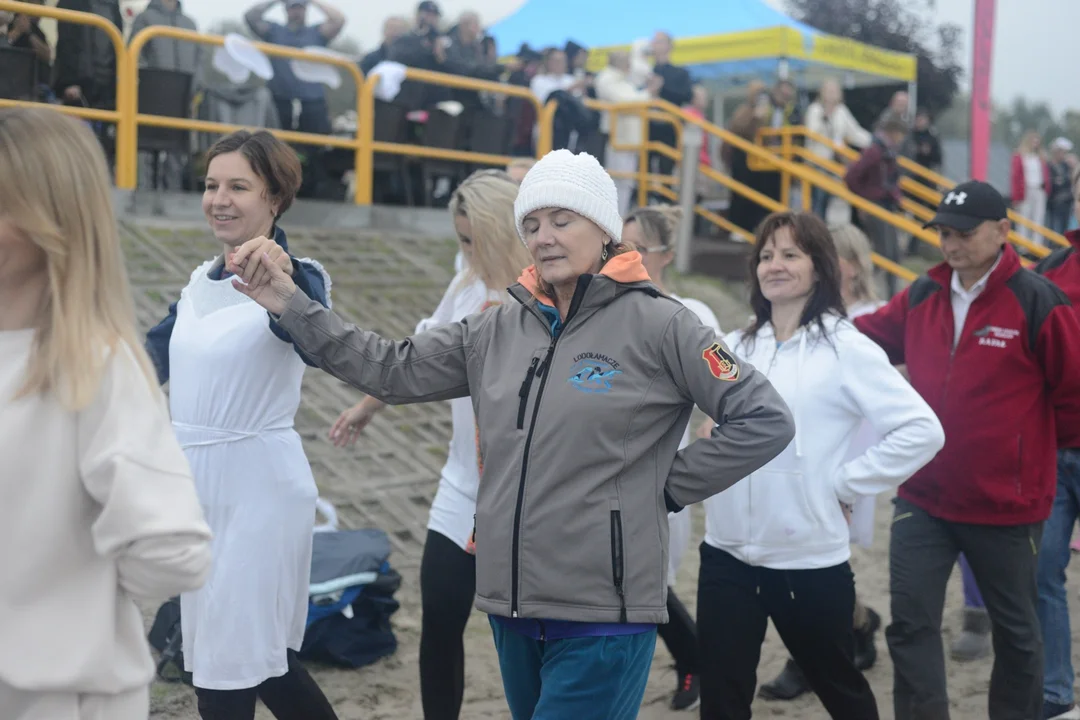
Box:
[516,357,540,430]
[610,509,628,623]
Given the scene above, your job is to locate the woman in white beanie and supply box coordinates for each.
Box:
[226,149,796,719]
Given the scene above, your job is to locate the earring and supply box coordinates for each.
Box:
[601,245,609,261]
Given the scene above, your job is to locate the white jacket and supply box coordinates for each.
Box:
[415,270,506,550]
[704,314,944,569]
[805,101,872,163]
[594,67,650,147]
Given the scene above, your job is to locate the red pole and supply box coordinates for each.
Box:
[970,0,995,181]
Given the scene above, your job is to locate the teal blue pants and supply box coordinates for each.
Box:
[489,618,656,720]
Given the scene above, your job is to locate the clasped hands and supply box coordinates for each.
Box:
[226,236,299,316]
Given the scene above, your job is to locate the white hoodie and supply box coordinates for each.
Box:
[416,269,506,551]
[704,314,944,570]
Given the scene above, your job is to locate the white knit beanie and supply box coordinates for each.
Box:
[514,149,623,247]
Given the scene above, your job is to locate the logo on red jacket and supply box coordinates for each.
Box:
[703,342,740,382]
[973,324,1019,349]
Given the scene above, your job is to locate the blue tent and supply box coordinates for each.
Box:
[489,0,916,88]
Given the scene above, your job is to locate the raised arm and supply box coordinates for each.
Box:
[79,346,212,600]
[229,251,477,403]
[310,0,344,42]
[660,308,795,510]
[244,0,276,39]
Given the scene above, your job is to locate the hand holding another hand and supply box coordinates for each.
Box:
[228,247,297,316]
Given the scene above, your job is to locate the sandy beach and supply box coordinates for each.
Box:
[148,492,1078,719]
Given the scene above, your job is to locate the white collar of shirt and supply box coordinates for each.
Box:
[949,251,1003,347]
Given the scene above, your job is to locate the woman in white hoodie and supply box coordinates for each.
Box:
[328,170,532,720]
[0,107,212,720]
[696,211,944,720]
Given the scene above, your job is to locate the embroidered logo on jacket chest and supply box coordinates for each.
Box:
[567,352,622,394]
[973,324,1020,349]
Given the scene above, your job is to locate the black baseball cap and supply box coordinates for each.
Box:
[417,0,441,15]
[923,180,1009,231]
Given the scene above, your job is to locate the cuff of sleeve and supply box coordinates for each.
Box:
[834,474,857,507]
[275,288,311,328]
[663,488,683,514]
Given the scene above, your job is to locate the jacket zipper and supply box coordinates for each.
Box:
[509,279,589,618]
[511,334,557,617]
[610,509,628,622]
[516,357,540,430]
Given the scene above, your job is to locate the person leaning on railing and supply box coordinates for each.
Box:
[844,112,908,298]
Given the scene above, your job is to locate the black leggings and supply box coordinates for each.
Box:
[195,649,337,720]
[420,528,476,720]
[658,589,699,675]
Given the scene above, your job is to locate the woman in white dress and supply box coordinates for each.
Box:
[621,205,719,712]
[145,130,336,720]
[0,106,211,720]
[328,170,532,720]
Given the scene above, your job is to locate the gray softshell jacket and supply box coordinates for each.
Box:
[277,255,795,624]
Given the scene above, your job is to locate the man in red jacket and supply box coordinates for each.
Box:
[1032,185,1080,720]
[854,180,1080,720]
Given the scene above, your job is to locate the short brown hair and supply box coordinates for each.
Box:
[205,130,302,218]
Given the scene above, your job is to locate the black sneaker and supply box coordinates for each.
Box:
[671,672,700,711]
[758,658,810,701]
[854,607,882,671]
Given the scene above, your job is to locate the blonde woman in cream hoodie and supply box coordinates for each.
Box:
[0,107,212,720]
[697,212,944,720]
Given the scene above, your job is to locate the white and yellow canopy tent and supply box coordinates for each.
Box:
[490,0,917,99]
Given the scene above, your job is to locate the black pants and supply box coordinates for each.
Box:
[649,121,677,177]
[858,208,901,298]
[420,528,476,720]
[658,589,698,675]
[195,650,337,720]
[697,543,878,720]
[887,497,1044,720]
[273,96,332,196]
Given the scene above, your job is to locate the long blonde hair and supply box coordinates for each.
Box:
[448,170,533,291]
[1,107,155,409]
[830,222,877,306]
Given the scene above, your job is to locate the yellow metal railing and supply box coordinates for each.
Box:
[126,26,366,197]
[584,98,684,207]
[655,99,933,281]
[0,0,135,188]
[575,98,919,282]
[354,67,549,205]
[760,126,1067,251]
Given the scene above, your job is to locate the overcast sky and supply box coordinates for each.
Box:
[177,0,1075,112]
